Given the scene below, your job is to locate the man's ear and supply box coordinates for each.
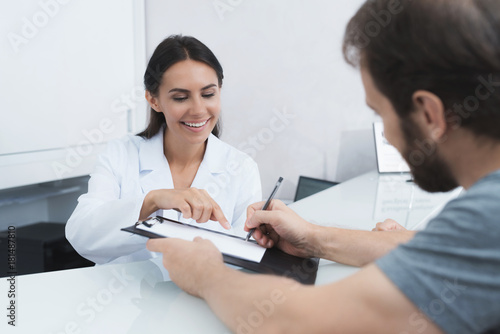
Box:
[145,90,161,112]
[412,90,447,141]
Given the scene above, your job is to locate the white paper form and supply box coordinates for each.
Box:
[373,122,411,173]
[137,220,266,263]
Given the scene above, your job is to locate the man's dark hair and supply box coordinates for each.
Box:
[138,35,223,139]
[343,0,500,140]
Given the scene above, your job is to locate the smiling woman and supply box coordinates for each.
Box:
[65,35,262,265]
[145,60,220,150]
[139,35,223,139]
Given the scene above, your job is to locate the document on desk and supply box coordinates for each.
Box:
[373,122,411,173]
[134,217,266,263]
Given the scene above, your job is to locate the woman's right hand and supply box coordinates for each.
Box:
[139,188,230,229]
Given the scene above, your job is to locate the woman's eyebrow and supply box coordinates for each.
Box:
[168,83,217,94]
[201,83,217,90]
[168,88,189,93]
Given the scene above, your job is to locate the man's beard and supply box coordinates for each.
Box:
[400,118,459,193]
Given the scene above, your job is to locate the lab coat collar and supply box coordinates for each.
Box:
[138,127,173,195]
[138,127,227,174]
[203,134,227,174]
[137,128,228,202]
[138,128,168,173]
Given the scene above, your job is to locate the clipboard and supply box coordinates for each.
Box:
[122,216,319,285]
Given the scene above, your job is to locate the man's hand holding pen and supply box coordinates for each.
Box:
[244,199,320,259]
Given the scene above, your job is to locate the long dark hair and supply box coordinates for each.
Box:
[138,35,224,139]
[343,0,500,140]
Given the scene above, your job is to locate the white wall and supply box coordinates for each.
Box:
[0,0,146,190]
[145,0,378,200]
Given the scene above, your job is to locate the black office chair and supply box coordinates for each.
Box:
[293,176,339,202]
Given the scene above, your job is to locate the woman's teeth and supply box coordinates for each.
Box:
[183,120,208,128]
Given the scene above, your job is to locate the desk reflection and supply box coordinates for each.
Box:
[373,174,462,230]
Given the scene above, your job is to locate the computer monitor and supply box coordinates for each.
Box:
[294,176,339,202]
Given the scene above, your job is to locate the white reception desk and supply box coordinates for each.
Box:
[1,171,461,333]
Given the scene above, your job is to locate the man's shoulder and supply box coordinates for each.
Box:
[406,169,500,252]
[466,169,500,197]
[438,169,500,226]
[376,170,500,334]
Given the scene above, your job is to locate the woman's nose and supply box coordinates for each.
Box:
[190,96,206,115]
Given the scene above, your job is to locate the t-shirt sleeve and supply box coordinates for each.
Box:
[376,184,500,334]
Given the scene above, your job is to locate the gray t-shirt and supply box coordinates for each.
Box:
[376,170,500,334]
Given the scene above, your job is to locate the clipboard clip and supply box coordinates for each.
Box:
[135,216,161,228]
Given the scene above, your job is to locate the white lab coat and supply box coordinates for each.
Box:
[66,128,262,265]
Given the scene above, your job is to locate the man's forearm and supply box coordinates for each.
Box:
[201,267,315,334]
[309,226,416,267]
[200,263,432,334]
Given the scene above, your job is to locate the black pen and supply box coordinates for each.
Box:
[245,177,283,242]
